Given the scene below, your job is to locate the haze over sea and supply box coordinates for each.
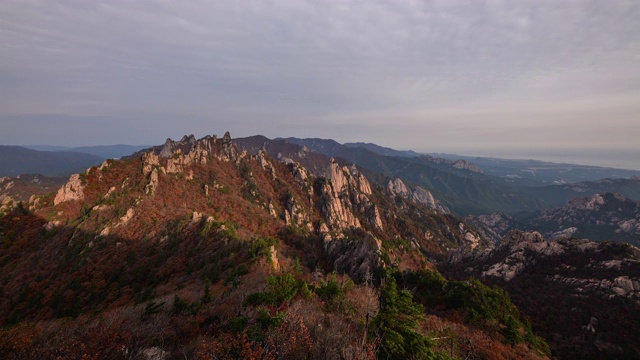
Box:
[436,148,640,171]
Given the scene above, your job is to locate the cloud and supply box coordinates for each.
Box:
[0,0,638,166]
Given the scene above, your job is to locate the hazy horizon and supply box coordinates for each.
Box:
[1,1,638,169]
[10,132,640,171]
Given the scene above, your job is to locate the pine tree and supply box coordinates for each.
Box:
[373,270,434,360]
[201,279,212,304]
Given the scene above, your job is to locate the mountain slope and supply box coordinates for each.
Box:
[0,132,552,359]
[444,230,640,359]
[0,146,104,177]
[469,192,640,246]
[0,174,65,217]
[343,142,420,158]
[526,192,640,246]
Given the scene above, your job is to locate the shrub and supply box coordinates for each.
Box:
[243,274,299,307]
[143,300,164,318]
[201,279,212,304]
[249,237,279,261]
[256,308,284,329]
[314,273,354,313]
[171,295,201,315]
[228,316,248,333]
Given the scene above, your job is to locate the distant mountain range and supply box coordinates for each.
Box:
[338,142,640,185]
[278,137,640,216]
[0,146,104,177]
[3,137,639,239]
[343,142,421,158]
[24,144,151,159]
[431,153,640,186]
[0,145,151,177]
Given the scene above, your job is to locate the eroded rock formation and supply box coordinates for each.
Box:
[54,174,85,205]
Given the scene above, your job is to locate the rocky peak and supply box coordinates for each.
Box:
[142,132,246,169]
[180,134,197,144]
[448,230,563,281]
[159,138,175,159]
[449,230,640,297]
[0,196,16,215]
[324,159,372,196]
[556,192,637,214]
[257,150,277,179]
[387,178,410,197]
[452,159,483,173]
[414,187,449,212]
[419,155,483,173]
[219,132,240,162]
[570,193,605,210]
[386,178,448,213]
[324,159,349,193]
[318,159,382,231]
[54,173,85,205]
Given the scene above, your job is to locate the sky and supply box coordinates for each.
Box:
[1,0,639,169]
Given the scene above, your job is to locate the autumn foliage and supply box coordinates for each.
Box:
[0,135,553,359]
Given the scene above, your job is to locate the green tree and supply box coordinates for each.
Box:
[201,279,212,304]
[373,270,433,359]
[243,273,299,306]
[501,314,523,345]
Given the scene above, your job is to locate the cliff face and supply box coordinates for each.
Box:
[386,177,449,213]
[444,230,640,358]
[318,159,382,231]
[464,212,517,244]
[54,173,86,205]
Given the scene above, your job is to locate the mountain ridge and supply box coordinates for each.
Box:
[1,131,556,359]
[24,144,152,159]
[0,146,105,177]
[1,132,638,358]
